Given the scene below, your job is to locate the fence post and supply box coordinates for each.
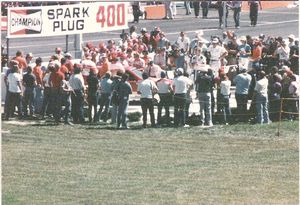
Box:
[276,98,283,137]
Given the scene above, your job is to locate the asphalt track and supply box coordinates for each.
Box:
[1,5,299,59]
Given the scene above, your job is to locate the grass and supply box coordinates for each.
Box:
[2,120,299,204]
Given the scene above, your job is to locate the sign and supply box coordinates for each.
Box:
[7,2,128,38]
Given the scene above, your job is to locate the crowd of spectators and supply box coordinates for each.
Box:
[2,22,299,128]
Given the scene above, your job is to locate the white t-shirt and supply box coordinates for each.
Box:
[207,45,227,61]
[7,72,22,93]
[157,78,172,94]
[138,79,158,98]
[220,80,231,96]
[176,36,190,51]
[172,75,192,94]
[255,77,268,96]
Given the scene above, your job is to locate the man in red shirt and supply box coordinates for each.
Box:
[13,50,27,71]
[50,61,65,123]
[32,57,44,114]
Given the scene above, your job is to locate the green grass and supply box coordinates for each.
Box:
[2,121,299,204]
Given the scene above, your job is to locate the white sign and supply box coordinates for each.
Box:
[7,2,128,38]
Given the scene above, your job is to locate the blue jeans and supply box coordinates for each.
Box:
[97,93,110,122]
[256,94,270,124]
[220,95,231,123]
[34,86,43,114]
[117,98,129,128]
[198,92,213,126]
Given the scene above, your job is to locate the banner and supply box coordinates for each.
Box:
[7,2,128,38]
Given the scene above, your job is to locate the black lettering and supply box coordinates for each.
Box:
[82,7,89,17]
[64,8,71,18]
[56,8,63,18]
[48,9,55,19]
[77,20,84,30]
[73,8,80,18]
[68,20,74,30]
[53,21,60,32]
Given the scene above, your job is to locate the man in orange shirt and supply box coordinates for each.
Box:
[13,50,27,71]
[250,37,262,71]
[60,58,69,74]
[33,57,44,114]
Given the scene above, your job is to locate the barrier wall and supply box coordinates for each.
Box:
[242,1,293,11]
[144,4,165,20]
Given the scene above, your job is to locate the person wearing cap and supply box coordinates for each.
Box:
[189,30,207,56]
[156,71,173,126]
[248,0,262,27]
[207,38,228,76]
[288,34,295,48]
[233,66,252,122]
[69,64,85,124]
[138,72,158,128]
[254,71,271,124]
[237,36,252,70]
[172,68,193,127]
[195,66,214,126]
[25,53,33,65]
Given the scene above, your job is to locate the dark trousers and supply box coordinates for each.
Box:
[174,93,187,126]
[23,87,35,116]
[233,7,241,27]
[51,88,62,122]
[61,94,71,122]
[41,87,52,117]
[220,95,231,123]
[157,93,172,125]
[141,98,155,127]
[218,5,229,27]
[97,93,110,122]
[269,96,281,122]
[87,92,98,122]
[117,99,129,128]
[201,2,209,17]
[71,90,85,123]
[193,2,200,17]
[132,5,140,22]
[235,93,248,121]
[250,3,258,26]
[5,92,22,119]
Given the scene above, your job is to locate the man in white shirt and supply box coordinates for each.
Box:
[220,74,232,124]
[144,61,162,78]
[172,68,193,127]
[5,64,23,120]
[254,71,271,124]
[138,72,158,128]
[207,38,228,76]
[156,71,173,126]
[176,31,190,53]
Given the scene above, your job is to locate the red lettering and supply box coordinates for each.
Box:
[107,5,115,27]
[96,6,105,27]
[117,4,125,26]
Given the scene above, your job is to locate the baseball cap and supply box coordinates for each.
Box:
[177,68,184,74]
[141,27,147,32]
[240,66,247,72]
[239,36,247,41]
[288,34,295,40]
[212,38,219,44]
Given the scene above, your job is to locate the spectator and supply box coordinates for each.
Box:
[269,74,282,122]
[97,72,112,123]
[254,71,271,124]
[175,31,190,54]
[60,73,73,125]
[64,53,74,74]
[22,66,36,118]
[248,0,262,27]
[32,57,44,114]
[13,50,27,71]
[237,36,252,69]
[207,38,228,76]
[144,61,162,78]
[87,69,99,122]
[232,0,242,29]
[287,74,299,121]
[69,64,85,124]
[219,74,232,124]
[172,68,193,127]
[25,53,33,65]
[110,73,122,124]
[131,2,142,23]
[195,67,214,126]
[40,65,52,119]
[116,74,132,129]
[164,1,174,20]
[5,65,23,120]
[49,61,64,123]
[132,53,146,70]
[233,66,252,122]
[289,39,299,75]
[250,37,262,71]
[201,1,209,18]
[156,71,173,126]
[193,1,200,18]
[184,1,192,15]
[138,72,158,128]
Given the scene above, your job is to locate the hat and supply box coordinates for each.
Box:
[288,34,295,40]
[64,52,72,58]
[141,27,147,32]
[239,36,247,41]
[196,30,204,38]
[177,68,184,74]
[240,66,247,72]
[26,52,33,58]
[212,38,219,44]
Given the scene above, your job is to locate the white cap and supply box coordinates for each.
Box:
[288,34,295,39]
[239,36,247,41]
[212,38,219,44]
[141,27,147,32]
[177,68,184,74]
